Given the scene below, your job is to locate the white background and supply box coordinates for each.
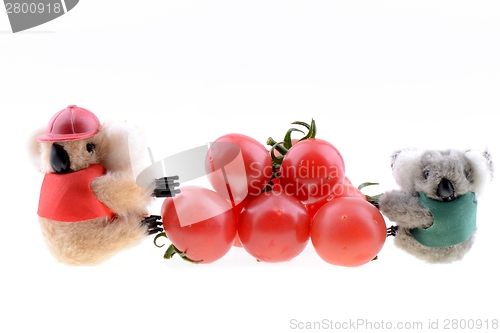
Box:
[1,1,499,332]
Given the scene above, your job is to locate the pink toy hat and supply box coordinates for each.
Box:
[36,105,101,142]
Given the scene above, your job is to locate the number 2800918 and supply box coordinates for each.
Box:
[443,319,498,330]
[5,2,62,14]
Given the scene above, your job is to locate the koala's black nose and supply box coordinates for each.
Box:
[437,178,456,202]
[50,143,71,174]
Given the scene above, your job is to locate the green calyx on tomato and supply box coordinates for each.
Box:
[267,119,317,167]
[154,232,202,264]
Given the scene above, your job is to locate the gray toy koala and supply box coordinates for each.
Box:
[379,148,494,263]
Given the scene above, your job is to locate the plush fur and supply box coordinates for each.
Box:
[379,148,494,263]
[31,121,156,266]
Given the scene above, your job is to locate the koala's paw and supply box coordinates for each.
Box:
[141,215,163,235]
[387,225,398,237]
[379,190,434,229]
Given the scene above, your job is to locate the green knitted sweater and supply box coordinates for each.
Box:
[410,192,477,248]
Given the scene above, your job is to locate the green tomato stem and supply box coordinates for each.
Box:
[154,232,168,248]
[296,118,317,142]
[283,128,304,149]
[164,244,177,259]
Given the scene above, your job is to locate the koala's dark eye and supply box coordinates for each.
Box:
[423,170,430,179]
[86,143,95,153]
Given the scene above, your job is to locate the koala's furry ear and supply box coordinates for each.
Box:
[390,148,423,192]
[465,149,494,195]
[27,127,52,174]
[94,121,150,175]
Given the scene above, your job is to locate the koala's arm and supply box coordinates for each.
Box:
[379,190,434,229]
[91,171,154,216]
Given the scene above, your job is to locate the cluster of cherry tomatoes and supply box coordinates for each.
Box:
[155,120,387,267]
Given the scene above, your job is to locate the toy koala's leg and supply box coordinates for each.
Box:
[39,215,148,266]
[394,227,476,263]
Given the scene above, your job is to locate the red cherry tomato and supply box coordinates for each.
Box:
[280,138,345,204]
[304,183,367,219]
[311,197,386,267]
[238,192,311,262]
[205,133,273,203]
[160,186,237,264]
[332,183,366,200]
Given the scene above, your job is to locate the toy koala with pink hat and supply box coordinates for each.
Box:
[30,105,179,265]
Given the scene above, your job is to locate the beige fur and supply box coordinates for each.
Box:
[39,215,147,266]
[91,172,153,216]
[32,121,156,266]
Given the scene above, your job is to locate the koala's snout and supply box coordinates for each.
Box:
[437,178,456,202]
[50,143,71,174]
